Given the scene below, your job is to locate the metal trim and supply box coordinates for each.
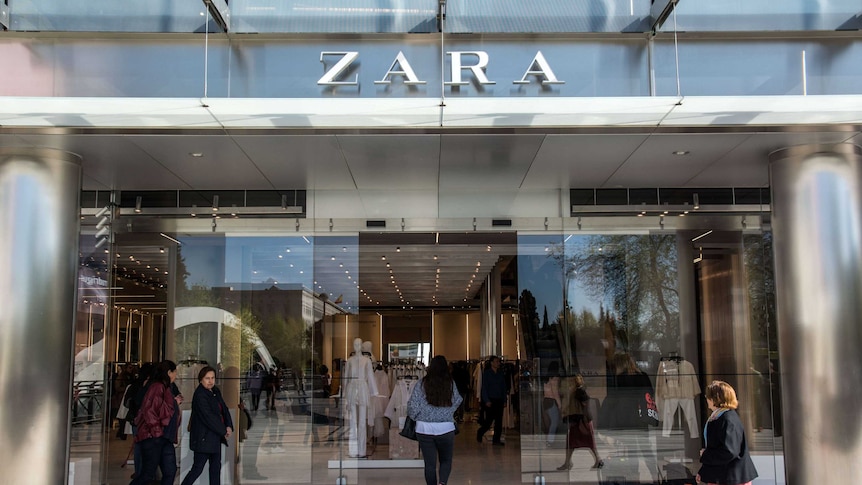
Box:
[0,2,9,30]
[571,204,770,214]
[769,143,862,163]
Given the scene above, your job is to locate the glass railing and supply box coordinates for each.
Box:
[7,0,860,33]
[660,0,862,32]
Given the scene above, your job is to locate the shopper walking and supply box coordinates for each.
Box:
[476,355,509,445]
[130,360,182,485]
[181,366,234,485]
[697,381,758,485]
[557,373,602,470]
[542,371,562,446]
[407,355,463,485]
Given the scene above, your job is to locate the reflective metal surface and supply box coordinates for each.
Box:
[480,265,502,357]
[769,143,862,485]
[0,148,82,485]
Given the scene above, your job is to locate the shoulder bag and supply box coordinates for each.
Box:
[400,416,418,441]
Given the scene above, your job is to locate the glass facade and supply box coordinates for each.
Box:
[3,1,859,485]
[65,211,786,484]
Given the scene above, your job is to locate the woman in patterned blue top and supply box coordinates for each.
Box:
[407,355,464,485]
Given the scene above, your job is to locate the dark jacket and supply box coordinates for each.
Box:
[481,366,509,403]
[134,381,178,443]
[188,385,234,454]
[698,409,758,484]
[600,370,654,430]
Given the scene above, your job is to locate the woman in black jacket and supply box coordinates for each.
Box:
[181,366,234,485]
[697,381,758,485]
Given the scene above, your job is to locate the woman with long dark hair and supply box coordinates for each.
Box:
[130,360,182,485]
[407,355,463,485]
[181,366,233,485]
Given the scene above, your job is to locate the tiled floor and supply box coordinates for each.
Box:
[72,406,785,484]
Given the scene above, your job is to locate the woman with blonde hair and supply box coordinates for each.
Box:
[557,374,602,470]
[697,381,758,485]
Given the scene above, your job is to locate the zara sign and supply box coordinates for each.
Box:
[318,50,565,88]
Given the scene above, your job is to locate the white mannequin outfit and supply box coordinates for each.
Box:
[655,358,700,438]
[342,338,379,457]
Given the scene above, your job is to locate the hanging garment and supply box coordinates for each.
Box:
[384,378,417,423]
[655,359,701,437]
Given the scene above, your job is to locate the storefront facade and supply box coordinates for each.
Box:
[1,2,862,484]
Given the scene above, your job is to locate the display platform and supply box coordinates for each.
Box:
[326,459,423,469]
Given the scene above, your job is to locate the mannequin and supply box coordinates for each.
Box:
[343,338,379,457]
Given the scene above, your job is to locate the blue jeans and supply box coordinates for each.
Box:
[417,431,455,485]
[130,437,176,485]
[181,451,221,485]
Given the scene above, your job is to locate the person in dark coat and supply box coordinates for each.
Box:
[697,381,758,485]
[181,366,234,485]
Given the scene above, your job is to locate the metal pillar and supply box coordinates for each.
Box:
[0,148,82,485]
[480,264,502,358]
[769,144,862,484]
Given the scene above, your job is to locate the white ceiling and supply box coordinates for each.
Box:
[5,97,861,310]
[12,129,858,193]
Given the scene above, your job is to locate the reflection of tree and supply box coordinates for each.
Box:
[221,308,263,371]
[257,315,310,373]
[562,235,680,353]
[519,289,539,360]
[744,232,776,351]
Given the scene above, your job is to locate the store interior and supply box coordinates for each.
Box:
[71,222,785,484]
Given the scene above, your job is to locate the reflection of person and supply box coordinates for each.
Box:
[264,366,280,411]
[407,355,463,485]
[130,360,183,485]
[557,374,602,470]
[238,399,266,481]
[599,353,656,483]
[542,372,562,446]
[476,356,509,446]
[697,381,758,485]
[180,366,233,485]
[246,363,264,411]
[343,338,379,457]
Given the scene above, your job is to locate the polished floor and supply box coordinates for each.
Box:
[72,398,785,484]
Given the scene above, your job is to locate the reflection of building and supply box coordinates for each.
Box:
[173,306,275,370]
[190,284,345,371]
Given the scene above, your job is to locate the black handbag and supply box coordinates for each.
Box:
[399,416,418,441]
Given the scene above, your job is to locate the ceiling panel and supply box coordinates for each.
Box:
[522,134,649,189]
[339,135,441,190]
[125,135,272,190]
[439,134,544,189]
[358,233,517,308]
[233,135,353,190]
[18,134,190,189]
[686,131,856,187]
[605,133,751,187]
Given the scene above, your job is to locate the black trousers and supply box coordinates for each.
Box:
[180,450,221,485]
[417,431,455,485]
[129,437,176,485]
[476,398,505,442]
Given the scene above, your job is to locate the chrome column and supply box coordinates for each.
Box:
[0,148,82,485]
[480,264,502,358]
[769,144,862,484]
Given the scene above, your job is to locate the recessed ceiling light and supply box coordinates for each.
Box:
[189,152,204,158]
[672,150,690,156]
